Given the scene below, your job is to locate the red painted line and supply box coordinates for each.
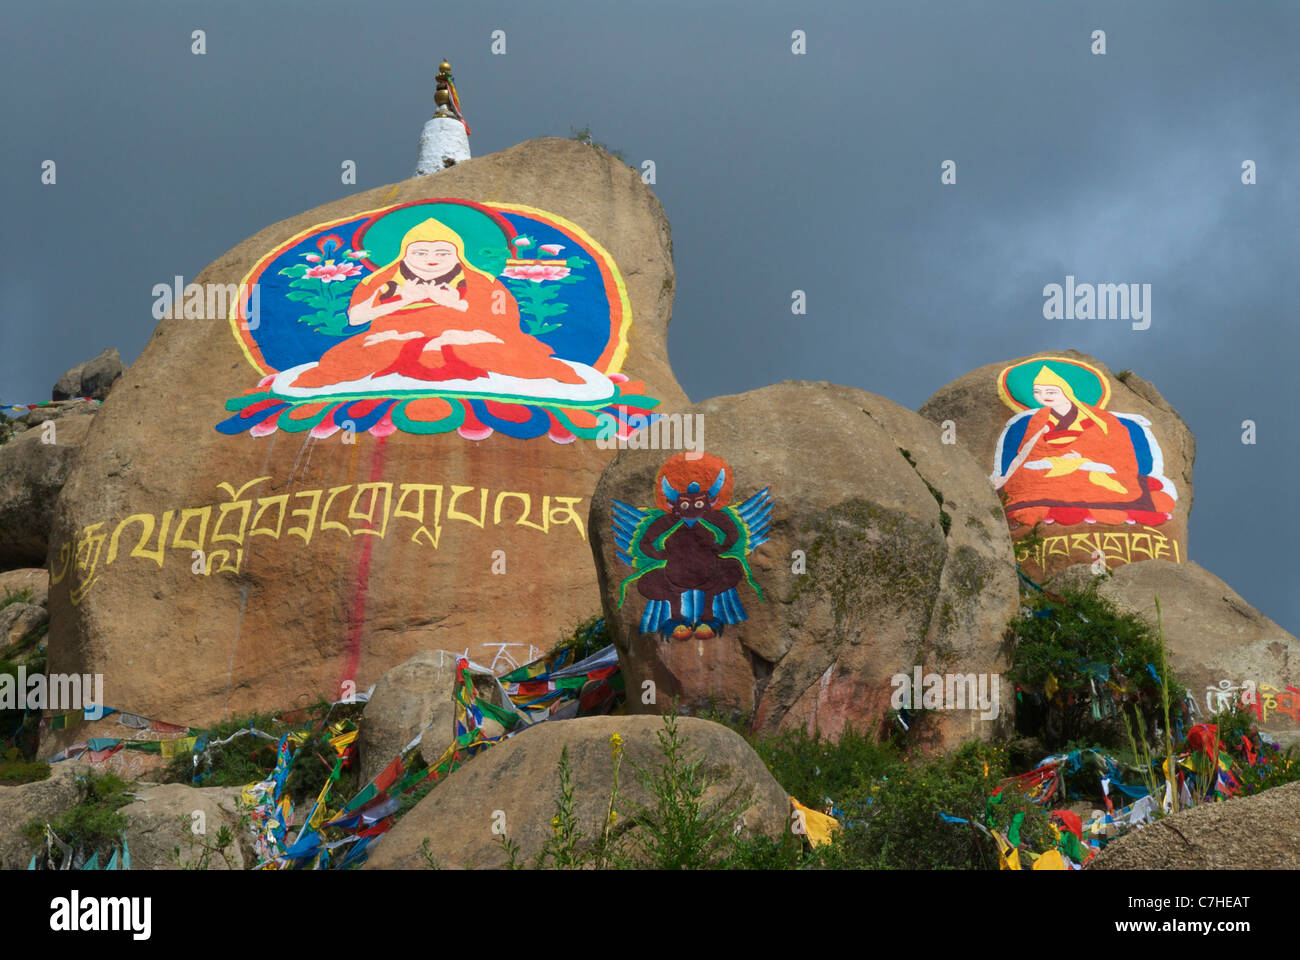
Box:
[338,435,388,692]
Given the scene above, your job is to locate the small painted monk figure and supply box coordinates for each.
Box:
[992,366,1175,526]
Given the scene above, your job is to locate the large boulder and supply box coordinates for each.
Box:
[356,649,461,786]
[117,782,250,870]
[52,348,125,402]
[0,414,94,568]
[919,351,1193,581]
[362,715,791,869]
[46,138,687,728]
[1051,560,1300,735]
[1,602,47,649]
[589,381,1019,749]
[0,569,50,607]
[1089,780,1300,869]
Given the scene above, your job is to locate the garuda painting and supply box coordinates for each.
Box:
[612,452,771,641]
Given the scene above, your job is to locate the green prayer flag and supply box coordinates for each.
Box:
[1008,811,1026,847]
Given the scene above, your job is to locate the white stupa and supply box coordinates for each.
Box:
[416,60,471,175]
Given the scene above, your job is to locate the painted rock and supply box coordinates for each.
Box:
[919,350,1194,582]
[45,138,686,728]
[589,380,1020,749]
[1051,561,1300,738]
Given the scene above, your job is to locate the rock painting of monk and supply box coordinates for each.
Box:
[276,218,614,403]
[990,363,1177,527]
[612,452,771,641]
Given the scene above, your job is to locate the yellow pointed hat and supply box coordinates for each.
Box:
[386,218,493,284]
[1033,365,1108,433]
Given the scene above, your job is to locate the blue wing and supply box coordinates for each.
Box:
[611,500,652,567]
[732,487,773,549]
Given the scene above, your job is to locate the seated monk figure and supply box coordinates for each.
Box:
[291,218,584,389]
[991,366,1175,526]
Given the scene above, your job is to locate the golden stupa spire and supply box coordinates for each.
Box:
[433,59,470,133]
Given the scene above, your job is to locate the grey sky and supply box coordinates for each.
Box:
[2,0,1296,632]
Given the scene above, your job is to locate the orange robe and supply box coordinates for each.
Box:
[1002,405,1174,526]
[291,264,583,389]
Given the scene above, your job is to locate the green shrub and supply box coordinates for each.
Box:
[748,723,895,809]
[617,711,751,869]
[24,770,133,864]
[550,615,610,663]
[0,588,34,611]
[161,699,360,809]
[569,126,626,162]
[1007,578,1185,749]
[827,741,1051,870]
[0,746,49,784]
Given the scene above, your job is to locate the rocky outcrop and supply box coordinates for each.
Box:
[46,138,688,728]
[0,415,94,569]
[589,381,1020,749]
[0,762,81,870]
[0,569,50,607]
[52,348,125,402]
[363,715,790,869]
[1089,780,1300,869]
[1051,560,1299,734]
[920,351,1193,581]
[1,601,47,650]
[355,650,462,786]
[117,782,250,870]
[0,761,250,870]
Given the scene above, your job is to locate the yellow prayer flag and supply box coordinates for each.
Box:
[329,729,359,754]
[159,736,197,758]
[790,797,840,848]
[1033,849,1067,870]
[994,830,1022,870]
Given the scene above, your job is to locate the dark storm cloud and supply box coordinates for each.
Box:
[1,0,1295,629]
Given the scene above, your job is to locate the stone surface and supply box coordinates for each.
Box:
[1089,780,1300,869]
[589,380,1020,749]
[52,348,124,402]
[0,602,48,648]
[0,568,50,607]
[0,761,81,870]
[46,137,687,729]
[118,782,250,870]
[1051,560,1299,733]
[356,649,462,786]
[363,715,790,869]
[0,414,94,569]
[919,351,1193,581]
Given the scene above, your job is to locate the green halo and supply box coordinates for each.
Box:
[1006,359,1105,409]
[357,202,512,276]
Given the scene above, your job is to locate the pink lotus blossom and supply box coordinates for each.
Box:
[346,249,369,259]
[305,262,364,283]
[304,254,323,263]
[538,244,565,256]
[514,237,532,247]
[502,264,571,283]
